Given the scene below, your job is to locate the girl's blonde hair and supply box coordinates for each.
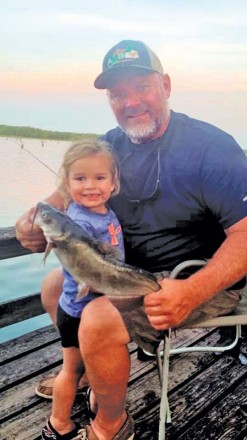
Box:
[57,139,120,207]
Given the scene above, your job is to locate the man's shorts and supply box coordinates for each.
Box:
[57,271,244,354]
[110,270,244,355]
[56,304,80,348]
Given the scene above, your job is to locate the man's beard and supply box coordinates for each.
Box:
[119,106,169,144]
[120,120,160,144]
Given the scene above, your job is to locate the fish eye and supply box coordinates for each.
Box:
[42,211,49,219]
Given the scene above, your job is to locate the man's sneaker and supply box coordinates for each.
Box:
[42,419,85,440]
[112,413,134,440]
[80,412,135,439]
[137,347,156,362]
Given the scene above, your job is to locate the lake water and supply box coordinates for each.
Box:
[0,137,73,343]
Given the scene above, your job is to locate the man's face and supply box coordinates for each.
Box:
[107,72,171,144]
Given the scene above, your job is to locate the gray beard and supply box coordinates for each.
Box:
[120,120,159,144]
[119,106,170,144]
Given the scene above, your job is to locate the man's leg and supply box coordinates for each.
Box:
[79,296,132,440]
[180,288,243,327]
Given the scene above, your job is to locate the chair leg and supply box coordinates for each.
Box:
[169,324,242,355]
[158,330,171,440]
[156,346,171,424]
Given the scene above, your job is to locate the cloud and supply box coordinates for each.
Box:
[56,13,198,37]
[1,9,199,39]
[0,0,246,135]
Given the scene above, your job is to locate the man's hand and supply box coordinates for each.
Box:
[15,206,47,252]
[144,278,195,330]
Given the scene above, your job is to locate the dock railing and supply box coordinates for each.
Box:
[0,226,44,329]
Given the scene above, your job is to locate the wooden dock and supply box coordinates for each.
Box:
[0,228,247,440]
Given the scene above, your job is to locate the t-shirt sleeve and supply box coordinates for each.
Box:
[200,133,247,229]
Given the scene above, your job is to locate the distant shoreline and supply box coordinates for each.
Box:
[0,124,100,142]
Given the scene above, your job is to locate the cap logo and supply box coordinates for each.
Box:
[107,47,140,68]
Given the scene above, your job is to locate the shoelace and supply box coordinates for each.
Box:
[73,428,88,440]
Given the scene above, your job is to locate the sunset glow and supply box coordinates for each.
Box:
[0,0,246,145]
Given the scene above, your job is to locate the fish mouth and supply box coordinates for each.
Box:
[31,205,51,247]
[32,204,51,228]
[31,205,39,233]
[32,204,63,243]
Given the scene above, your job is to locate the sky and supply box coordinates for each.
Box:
[0,0,247,147]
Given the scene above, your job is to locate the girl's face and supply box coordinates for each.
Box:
[66,153,115,214]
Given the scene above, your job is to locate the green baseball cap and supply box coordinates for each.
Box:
[94,40,164,89]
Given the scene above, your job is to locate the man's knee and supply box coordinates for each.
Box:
[79,296,130,354]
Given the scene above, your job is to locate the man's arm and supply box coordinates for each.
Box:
[15,190,65,252]
[144,216,247,330]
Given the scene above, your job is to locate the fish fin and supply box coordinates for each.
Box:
[43,242,54,264]
[97,241,123,260]
[75,282,90,302]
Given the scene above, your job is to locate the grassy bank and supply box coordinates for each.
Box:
[0,124,99,141]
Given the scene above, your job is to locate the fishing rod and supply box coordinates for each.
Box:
[14,139,58,175]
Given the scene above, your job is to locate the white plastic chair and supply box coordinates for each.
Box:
[156,260,247,440]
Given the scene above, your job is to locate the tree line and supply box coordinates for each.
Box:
[0,124,99,141]
[0,124,246,154]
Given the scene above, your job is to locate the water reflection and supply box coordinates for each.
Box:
[0,137,71,339]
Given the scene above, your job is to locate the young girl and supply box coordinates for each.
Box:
[42,139,124,440]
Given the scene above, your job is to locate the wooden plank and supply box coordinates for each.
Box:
[0,394,89,440]
[0,344,136,421]
[0,293,45,328]
[0,328,219,419]
[165,344,247,437]
[0,226,31,260]
[127,331,247,438]
[0,346,143,439]
[134,404,160,440]
[0,326,243,439]
[130,328,211,383]
[179,379,247,440]
[0,325,59,364]
[127,331,224,416]
[0,339,137,423]
[130,345,247,439]
[127,330,239,438]
[0,400,67,440]
[0,342,63,391]
[0,352,160,439]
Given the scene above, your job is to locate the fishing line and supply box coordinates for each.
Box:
[14,139,57,175]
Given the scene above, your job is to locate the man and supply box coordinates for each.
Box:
[16,40,247,440]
